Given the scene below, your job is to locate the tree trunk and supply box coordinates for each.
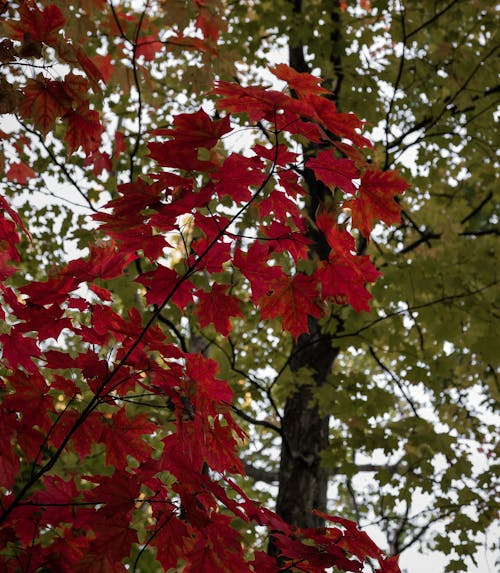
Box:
[276,317,338,528]
[274,0,344,532]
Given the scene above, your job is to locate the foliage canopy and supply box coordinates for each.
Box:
[0,1,498,572]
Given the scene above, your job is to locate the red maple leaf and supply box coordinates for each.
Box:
[316,253,380,313]
[31,476,79,525]
[0,194,30,237]
[234,241,285,303]
[195,283,243,336]
[190,237,232,273]
[185,515,248,573]
[149,509,196,571]
[213,153,266,203]
[315,513,382,561]
[271,63,330,98]
[5,3,66,46]
[212,81,288,122]
[262,219,311,262]
[59,73,91,106]
[257,189,299,221]
[153,108,232,149]
[18,77,71,133]
[99,407,156,471]
[275,109,324,143]
[253,143,298,166]
[3,371,53,447]
[251,551,279,572]
[63,102,103,155]
[306,150,360,194]
[148,140,216,172]
[343,168,409,237]
[84,150,112,175]
[136,35,164,60]
[307,95,372,148]
[184,352,234,407]
[196,3,225,41]
[315,211,356,255]
[6,162,36,184]
[379,555,401,573]
[73,553,127,573]
[49,410,104,459]
[74,45,105,91]
[278,169,307,198]
[89,284,112,302]
[136,264,194,310]
[83,472,140,517]
[258,273,321,339]
[92,53,115,83]
[0,328,41,373]
[64,241,138,282]
[15,301,72,341]
[0,412,20,490]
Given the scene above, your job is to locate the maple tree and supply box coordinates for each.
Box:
[0,1,498,572]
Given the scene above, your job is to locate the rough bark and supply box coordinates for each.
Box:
[276,318,339,528]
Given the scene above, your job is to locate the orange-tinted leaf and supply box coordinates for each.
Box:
[271,63,330,98]
[307,150,359,194]
[61,73,91,106]
[196,3,226,41]
[343,168,409,237]
[258,273,321,339]
[307,95,372,148]
[317,253,380,313]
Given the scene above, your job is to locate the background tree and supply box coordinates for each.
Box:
[0,1,498,572]
[225,1,499,570]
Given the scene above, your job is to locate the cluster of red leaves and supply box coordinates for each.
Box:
[0,4,406,572]
[1,0,104,178]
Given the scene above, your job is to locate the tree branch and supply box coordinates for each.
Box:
[243,461,279,483]
[406,0,461,40]
[369,347,421,418]
[231,404,282,435]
